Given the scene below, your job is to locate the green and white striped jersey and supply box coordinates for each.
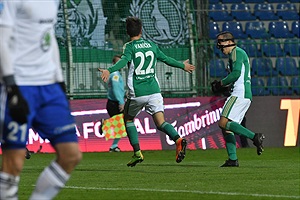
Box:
[107,38,185,98]
[222,46,252,100]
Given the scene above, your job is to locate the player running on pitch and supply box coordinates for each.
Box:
[99,16,195,167]
[211,31,265,167]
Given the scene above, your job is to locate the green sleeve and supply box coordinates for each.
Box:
[108,42,131,73]
[156,46,184,69]
[107,59,128,73]
[222,70,240,86]
[221,52,243,86]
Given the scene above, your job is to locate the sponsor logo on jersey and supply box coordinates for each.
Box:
[113,75,119,81]
[130,0,188,45]
[39,19,54,24]
[41,29,51,52]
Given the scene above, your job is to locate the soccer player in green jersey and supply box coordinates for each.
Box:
[100,16,195,167]
[211,31,265,167]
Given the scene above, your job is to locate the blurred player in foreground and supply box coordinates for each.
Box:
[99,16,195,167]
[0,1,82,199]
[211,31,265,167]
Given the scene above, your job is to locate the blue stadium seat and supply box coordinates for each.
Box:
[237,39,262,57]
[231,4,256,21]
[244,0,265,2]
[291,21,299,37]
[291,77,300,95]
[254,4,279,20]
[209,59,228,78]
[267,77,293,95]
[269,21,294,38]
[275,58,299,76]
[245,22,269,39]
[290,0,300,2]
[222,0,242,3]
[208,4,233,21]
[209,22,220,39]
[268,0,289,2]
[222,22,247,39]
[260,39,285,57]
[284,39,300,57]
[208,0,219,4]
[252,58,277,76]
[251,77,269,96]
[276,3,299,20]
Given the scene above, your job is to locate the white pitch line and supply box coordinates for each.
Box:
[64,186,300,199]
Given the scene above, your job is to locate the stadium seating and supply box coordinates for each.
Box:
[245,21,269,39]
[275,57,299,76]
[254,4,279,20]
[244,0,265,3]
[222,22,247,39]
[251,77,269,96]
[208,4,233,21]
[290,0,300,2]
[208,0,219,4]
[276,3,299,20]
[283,39,300,57]
[209,59,228,78]
[267,76,293,95]
[291,21,299,37]
[230,4,256,21]
[237,39,262,57]
[291,77,300,95]
[261,39,285,57]
[209,22,220,39]
[268,0,291,2]
[222,0,242,3]
[252,58,277,76]
[269,21,294,38]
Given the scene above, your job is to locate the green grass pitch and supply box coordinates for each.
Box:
[14,147,300,199]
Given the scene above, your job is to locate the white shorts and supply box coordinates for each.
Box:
[124,93,164,117]
[221,96,251,124]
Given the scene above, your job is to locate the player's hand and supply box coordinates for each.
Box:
[98,68,110,83]
[183,59,195,73]
[211,80,223,94]
[6,85,29,124]
[119,104,124,112]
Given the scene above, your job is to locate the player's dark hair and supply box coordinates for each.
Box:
[126,16,142,38]
[217,31,235,42]
[112,55,121,64]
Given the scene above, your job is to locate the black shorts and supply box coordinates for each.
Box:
[106,99,122,117]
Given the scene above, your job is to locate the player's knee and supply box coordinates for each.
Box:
[2,155,24,176]
[57,148,82,173]
[67,149,82,167]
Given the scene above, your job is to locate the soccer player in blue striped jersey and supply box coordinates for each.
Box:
[100,16,195,167]
[0,1,82,199]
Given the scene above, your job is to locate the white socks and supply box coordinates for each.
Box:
[29,161,70,200]
[0,172,20,200]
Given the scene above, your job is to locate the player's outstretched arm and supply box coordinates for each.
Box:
[183,59,195,73]
[98,69,110,82]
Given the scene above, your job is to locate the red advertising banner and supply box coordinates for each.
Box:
[2,96,231,154]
